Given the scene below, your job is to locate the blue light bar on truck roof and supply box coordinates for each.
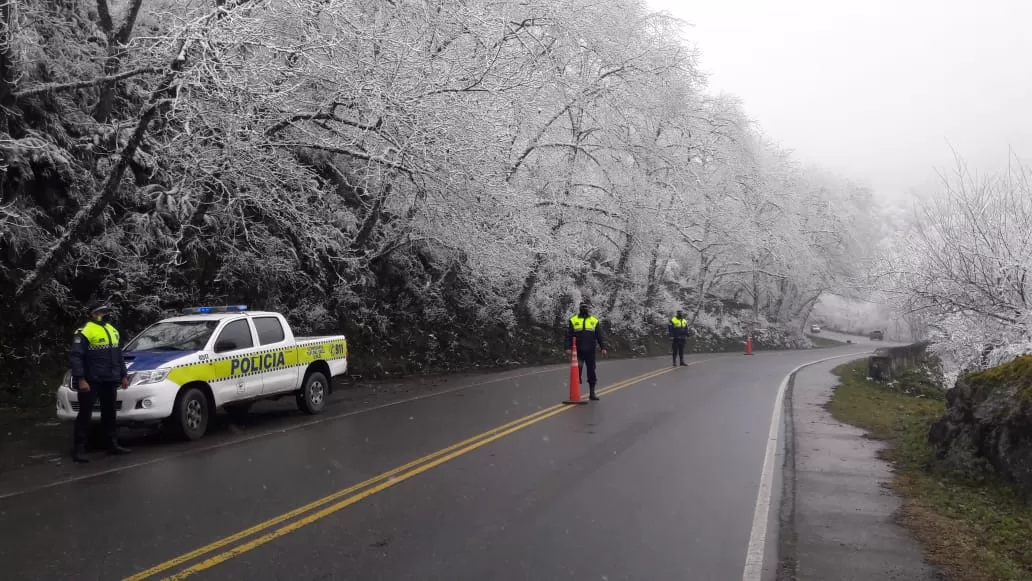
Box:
[183,305,248,315]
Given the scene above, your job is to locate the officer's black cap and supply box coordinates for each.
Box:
[88,303,113,315]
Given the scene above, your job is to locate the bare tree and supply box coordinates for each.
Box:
[890,155,1032,370]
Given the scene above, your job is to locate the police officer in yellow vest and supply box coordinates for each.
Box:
[669,310,690,367]
[565,301,608,401]
[69,303,130,462]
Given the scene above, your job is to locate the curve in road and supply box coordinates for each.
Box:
[0,345,875,581]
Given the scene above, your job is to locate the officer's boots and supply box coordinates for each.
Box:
[107,439,131,456]
[589,385,599,401]
[72,444,89,463]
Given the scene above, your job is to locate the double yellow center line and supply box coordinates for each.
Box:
[126,364,681,580]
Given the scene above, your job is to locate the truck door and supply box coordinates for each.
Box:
[212,318,263,403]
[251,315,299,395]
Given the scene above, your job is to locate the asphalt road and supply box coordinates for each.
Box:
[810,328,893,347]
[0,345,878,581]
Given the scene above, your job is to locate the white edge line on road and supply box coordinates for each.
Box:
[741,351,870,581]
[0,364,569,501]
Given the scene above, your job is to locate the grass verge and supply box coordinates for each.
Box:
[827,360,1032,581]
[805,333,846,348]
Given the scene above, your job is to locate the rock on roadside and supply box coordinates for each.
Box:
[929,355,1032,491]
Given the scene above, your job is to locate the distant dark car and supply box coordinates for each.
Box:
[869,330,884,341]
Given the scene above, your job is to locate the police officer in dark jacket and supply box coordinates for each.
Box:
[669,310,690,367]
[565,301,608,401]
[69,303,130,462]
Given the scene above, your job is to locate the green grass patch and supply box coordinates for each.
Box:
[805,333,846,348]
[828,360,1032,581]
[892,367,947,401]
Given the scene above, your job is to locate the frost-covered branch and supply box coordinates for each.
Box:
[13,65,162,99]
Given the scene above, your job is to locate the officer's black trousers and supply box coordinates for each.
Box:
[672,338,686,365]
[578,352,598,391]
[75,382,118,449]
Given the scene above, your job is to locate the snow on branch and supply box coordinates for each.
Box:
[13,66,163,99]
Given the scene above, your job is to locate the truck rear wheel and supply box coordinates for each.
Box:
[174,387,210,441]
[297,371,328,415]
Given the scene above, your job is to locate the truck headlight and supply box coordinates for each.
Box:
[132,369,171,385]
[62,370,72,390]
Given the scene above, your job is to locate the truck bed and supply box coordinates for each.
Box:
[294,335,345,344]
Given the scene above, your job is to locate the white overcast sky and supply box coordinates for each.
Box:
[646,0,1032,201]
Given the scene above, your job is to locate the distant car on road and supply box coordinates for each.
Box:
[869,330,884,341]
[56,306,348,441]
[809,324,821,333]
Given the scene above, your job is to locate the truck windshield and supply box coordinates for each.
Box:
[125,320,220,352]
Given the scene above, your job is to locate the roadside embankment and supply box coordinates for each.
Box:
[829,359,1032,581]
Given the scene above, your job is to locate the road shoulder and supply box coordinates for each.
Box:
[779,358,940,581]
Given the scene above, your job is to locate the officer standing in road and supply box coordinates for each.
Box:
[69,303,131,462]
[669,309,690,367]
[565,301,608,401]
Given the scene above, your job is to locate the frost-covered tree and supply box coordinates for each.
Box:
[889,156,1032,373]
[0,0,881,403]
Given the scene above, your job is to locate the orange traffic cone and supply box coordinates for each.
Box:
[564,338,588,405]
[744,335,754,356]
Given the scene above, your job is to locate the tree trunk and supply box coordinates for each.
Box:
[642,241,662,318]
[93,0,146,123]
[797,296,820,330]
[770,278,788,321]
[0,0,15,139]
[350,183,389,254]
[92,53,121,123]
[792,290,823,329]
[516,252,545,319]
[172,179,221,266]
[0,0,15,207]
[606,230,634,313]
[688,255,716,328]
[752,271,760,323]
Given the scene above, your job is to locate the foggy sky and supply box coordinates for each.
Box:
[647,0,1032,201]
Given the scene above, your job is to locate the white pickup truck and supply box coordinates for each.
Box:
[56,306,348,440]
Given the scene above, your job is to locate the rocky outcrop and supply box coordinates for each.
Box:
[928,356,1032,491]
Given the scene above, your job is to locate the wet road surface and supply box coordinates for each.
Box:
[0,346,875,581]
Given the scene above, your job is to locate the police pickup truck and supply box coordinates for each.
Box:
[55,306,348,440]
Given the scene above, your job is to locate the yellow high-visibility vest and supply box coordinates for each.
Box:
[77,321,121,350]
[570,315,599,331]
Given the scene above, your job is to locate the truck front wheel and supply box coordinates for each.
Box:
[297,371,328,415]
[174,386,210,441]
